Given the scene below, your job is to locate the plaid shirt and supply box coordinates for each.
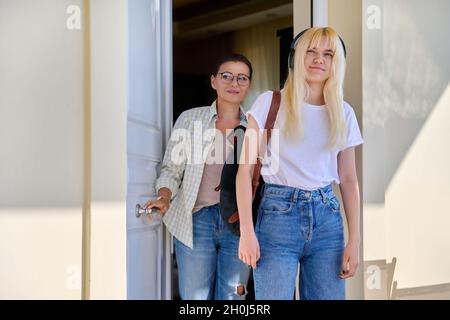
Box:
[155,101,247,248]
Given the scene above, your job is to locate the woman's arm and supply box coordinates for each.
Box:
[236,115,265,269]
[155,112,188,200]
[144,112,188,216]
[337,146,361,279]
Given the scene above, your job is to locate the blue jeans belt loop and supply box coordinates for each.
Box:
[319,188,328,203]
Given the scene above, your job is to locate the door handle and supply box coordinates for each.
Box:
[135,203,160,218]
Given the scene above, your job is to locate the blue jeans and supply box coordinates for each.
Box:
[174,204,251,300]
[254,183,345,300]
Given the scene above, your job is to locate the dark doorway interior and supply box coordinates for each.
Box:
[171,0,293,301]
[277,27,294,88]
[173,73,215,121]
[173,33,234,123]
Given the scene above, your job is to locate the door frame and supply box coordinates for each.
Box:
[82,0,173,300]
[161,0,173,300]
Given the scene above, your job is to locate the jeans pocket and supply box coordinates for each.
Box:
[260,196,294,214]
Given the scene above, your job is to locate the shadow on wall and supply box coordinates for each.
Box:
[363,0,450,299]
[364,258,397,300]
[364,0,450,204]
[364,258,450,300]
[391,281,450,300]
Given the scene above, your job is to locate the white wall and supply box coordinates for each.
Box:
[0,0,84,299]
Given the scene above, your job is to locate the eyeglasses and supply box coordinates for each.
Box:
[216,72,251,87]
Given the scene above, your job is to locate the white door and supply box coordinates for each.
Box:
[126,0,172,300]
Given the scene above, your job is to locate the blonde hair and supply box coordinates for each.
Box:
[281,27,347,149]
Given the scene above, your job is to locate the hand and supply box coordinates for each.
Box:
[238,231,260,269]
[143,196,170,221]
[340,241,360,279]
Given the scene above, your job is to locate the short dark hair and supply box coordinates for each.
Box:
[212,53,253,79]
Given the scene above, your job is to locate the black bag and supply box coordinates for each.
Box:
[218,91,281,236]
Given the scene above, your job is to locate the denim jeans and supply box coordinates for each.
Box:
[254,183,345,300]
[174,204,251,300]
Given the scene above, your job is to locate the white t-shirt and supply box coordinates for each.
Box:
[246,90,364,190]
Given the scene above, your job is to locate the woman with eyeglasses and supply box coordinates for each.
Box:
[143,54,253,300]
[236,27,364,300]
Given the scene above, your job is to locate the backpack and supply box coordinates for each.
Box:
[217,91,281,236]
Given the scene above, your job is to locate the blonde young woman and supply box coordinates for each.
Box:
[236,27,363,300]
[144,54,253,300]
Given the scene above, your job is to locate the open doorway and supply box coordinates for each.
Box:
[171,0,293,300]
[173,0,293,119]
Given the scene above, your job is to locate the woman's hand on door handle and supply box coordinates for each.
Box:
[143,195,170,221]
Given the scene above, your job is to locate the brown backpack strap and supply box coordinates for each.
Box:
[228,91,281,225]
[251,90,281,199]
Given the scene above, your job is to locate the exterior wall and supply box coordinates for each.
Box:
[0,0,129,300]
[363,0,450,299]
[0,0,84,299]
